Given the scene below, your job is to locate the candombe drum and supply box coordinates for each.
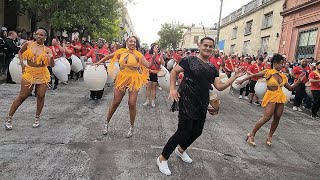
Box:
[83,63,108,91]
[71,55,83,73]
[254,78,267,100]
[87,57,93,63]
[232,73,249,90]
[281,87,292,102]
[105,62,118,85]
[208,91,220,115]
[9,55,23,83]
[52,58,68,82]
[157,65,170,92]
[60,57,71,74]
[166,59,176,71]
[305,81,312,99]
[211,73,230,98]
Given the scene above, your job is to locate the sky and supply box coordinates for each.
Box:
[127,0,253,45]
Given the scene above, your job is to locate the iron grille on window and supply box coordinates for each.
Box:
[245,20,253,35]
[232,28,238,39]
[263,12,273,29]
[230,44,236,54]
[193,36,199,44]
[261,36,270,54]
[296,28,318,60]
[243,41,250,55]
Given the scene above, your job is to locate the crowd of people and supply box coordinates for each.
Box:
[1,25,320,176]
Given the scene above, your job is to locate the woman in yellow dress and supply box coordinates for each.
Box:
[97,36,154,137]
[4,27,54,130]
[237,54,305,146]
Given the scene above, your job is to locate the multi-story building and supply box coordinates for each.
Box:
[219,0,284,56]
[120,7,137,42]
[179,25,217,50]
[279,0,320,61]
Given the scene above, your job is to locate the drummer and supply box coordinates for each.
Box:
[143,43,165,107]
[49,37,64,90]
[238,57,251,99]
[247,56,265,105]
[62,39,74,80]
[308,62,320,119]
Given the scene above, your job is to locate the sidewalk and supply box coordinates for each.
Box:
[0,74,6,84]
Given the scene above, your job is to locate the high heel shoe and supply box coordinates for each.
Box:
[266,137,272,146]
[126,126,134,138]
[246,133,256,146]
[103,122,109,135]
[4,116,13,130]
[33,116,40,128]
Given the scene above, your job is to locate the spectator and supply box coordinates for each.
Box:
[4,31,20,84]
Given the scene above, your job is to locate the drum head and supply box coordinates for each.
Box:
[157,70,167,77]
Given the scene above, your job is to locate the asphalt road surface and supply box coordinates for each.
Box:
[0,79,319,180]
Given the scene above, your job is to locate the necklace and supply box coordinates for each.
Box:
[35,42,44,47]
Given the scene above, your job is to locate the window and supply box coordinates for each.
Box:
[245,20,253,35]
[232,27,238,39]
[261,36,270,54]
[243,41,250,55]
[262,12,273,29]
[230,44,236,54]
[296,28,318,59]
[193,36,199,44]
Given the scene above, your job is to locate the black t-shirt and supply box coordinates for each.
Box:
[177,56,219,120]
[4,38,20,60]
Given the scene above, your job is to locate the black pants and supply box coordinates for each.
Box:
[293,83,306,107]
[240,83,250,96]
[0,53,5,74]
[5,57,13,82]
[67,57,79,79]
[311,90,320,116]
[48,66,59,86]
[161,117,205,160]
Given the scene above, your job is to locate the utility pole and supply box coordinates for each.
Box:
[216,0,223,48]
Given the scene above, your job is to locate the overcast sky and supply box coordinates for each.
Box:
[127,0,252,44]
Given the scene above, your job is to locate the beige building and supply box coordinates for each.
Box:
[120,7,137,41]
[180,25,217,50]
[219,0,284,56]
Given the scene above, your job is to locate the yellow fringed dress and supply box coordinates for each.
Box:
[21,42,50,87]
[108,48,149,92]
[261,69,288,107]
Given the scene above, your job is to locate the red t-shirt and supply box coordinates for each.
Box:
[72,41,82,57]
[81,45,93,56]
[224,59,237,73]
[65,47,74,59]
[308,71,320,90]
[86,47,109,63]
[209,56,222,70]
[247,63,264,81]
[145,53,161,71]
[292,66,312,83]
[240,62,251,70]
[173,53,182,63]
[263,62,272,69]
[49,45,62,59]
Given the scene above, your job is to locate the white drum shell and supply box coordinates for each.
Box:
[211,73,230,98]
[254,79,267,100]
[52,58,68,82]
[80,56,86,69]
[157,66,170,92]
[232,74,249,90]
[9,56,22,83]
[167,59,175,70]
[83,65,108,90]
[60,57,71,74]
[282,87,292,102]
[71,55,83,73]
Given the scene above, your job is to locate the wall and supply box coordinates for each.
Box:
[0,0,4,27]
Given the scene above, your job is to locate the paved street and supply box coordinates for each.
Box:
[0,79,319,180]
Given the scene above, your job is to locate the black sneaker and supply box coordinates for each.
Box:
[311,114,320,119]
[53,85,58,90]
[254,101,261,106]
[249,101,253,104]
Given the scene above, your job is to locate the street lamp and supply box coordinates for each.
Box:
[216,0,223,49]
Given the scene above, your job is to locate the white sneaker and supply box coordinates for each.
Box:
[151,100,155,107]
[126,126,134,138]
[158,86,162,90]
[103,122,109,135]
[143,100,150,106]
[293,106,298,111]
[175,147,193,163]
[297,107,303,112]
[239,95,243,99]
[244,96,249,100]
[157,157,171,176]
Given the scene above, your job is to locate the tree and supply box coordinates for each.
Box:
[158,22,184,50]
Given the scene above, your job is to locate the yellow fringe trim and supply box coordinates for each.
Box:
[21,49,49,66]
[22,66,50,88]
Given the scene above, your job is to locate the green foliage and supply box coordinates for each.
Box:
[158,22,184,50]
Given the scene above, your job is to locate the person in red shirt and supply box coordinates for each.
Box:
[223,55,237,78]
[81,41,93,57]
[239,57,252,99]
[63,39,75,79]
[48,37,64,89]
[173,50,182,64]
[85,38,109,63]
[247,56,265,105]
[292,59,312,111]
[209,49,223,71]
[71,37,82,58]
[143,43,165,107]
[308,62,320,118]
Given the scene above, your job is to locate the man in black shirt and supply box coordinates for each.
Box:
[0,27,7,75]
[4,31,20,84]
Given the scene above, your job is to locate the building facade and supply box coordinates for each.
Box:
[179,25,217,50]
[120,7,137,42]
[279,0,320,61]
[219,0,284,56]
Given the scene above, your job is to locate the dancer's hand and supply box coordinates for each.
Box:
[234,67,246,78]
[169,89,180,102]
[298,72,306,81]
[236,79,244,85]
